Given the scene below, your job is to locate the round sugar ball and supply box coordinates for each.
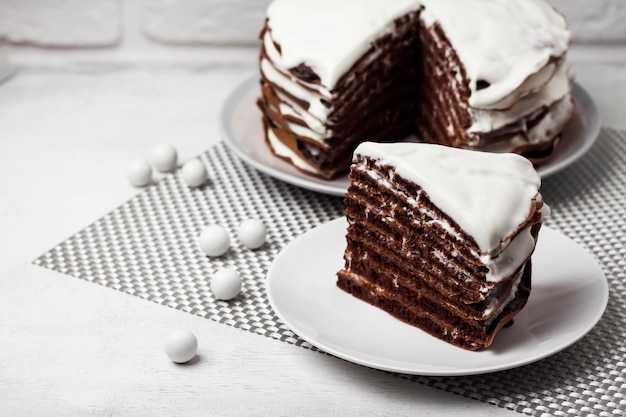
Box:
[198,224,230,257]
[238,219,267,249]
[211,268,242,301]
[181,159,207,188]
[127,158,153,187]
[164,329,198,364]
[149,143,178,172]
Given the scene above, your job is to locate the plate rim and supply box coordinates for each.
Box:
[540,82,601,178]
[266,217,609,376]
[220,74,601,196]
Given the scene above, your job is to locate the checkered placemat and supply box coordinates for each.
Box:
[34,128,626,416]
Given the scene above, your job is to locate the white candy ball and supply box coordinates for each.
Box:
[150,143,178,172]
[181,159,207,188]
[238,219,267,249]
[127,158,153,187]
[198,225,230,257]
[211,268,242,301]
[164,329,198,364]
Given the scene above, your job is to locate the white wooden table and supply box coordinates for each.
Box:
[1,46,625,416]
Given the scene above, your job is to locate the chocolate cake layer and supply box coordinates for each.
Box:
[413,21,473,150]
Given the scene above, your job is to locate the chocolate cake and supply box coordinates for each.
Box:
[337,142,549,350]
[257,0,573,179]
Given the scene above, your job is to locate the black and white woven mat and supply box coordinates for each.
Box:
[34,128,626,416]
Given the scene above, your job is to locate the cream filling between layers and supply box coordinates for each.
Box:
[344,246,526,321]
[263,32,333,99]
[479,95,574,153]
[279,103,326,139]
[469,63,572,134]
[483,267,524,320]
[358,160,537,284]
[266,129,318,173]
[354,159,535,320]
[261,58,331,122]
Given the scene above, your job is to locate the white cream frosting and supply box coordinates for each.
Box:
[267,129,318,174]
[354,142,544,253]
[266,0,570,110]
[260,58,330,121]
[266,0,420,87]
[420,0,569,109]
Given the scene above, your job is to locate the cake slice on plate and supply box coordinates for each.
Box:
[337,142,549,350]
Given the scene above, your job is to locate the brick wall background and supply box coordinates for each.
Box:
[1,0,625,50]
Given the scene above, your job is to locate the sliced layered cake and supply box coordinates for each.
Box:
[258,0,573,179]
[337,142,549,350]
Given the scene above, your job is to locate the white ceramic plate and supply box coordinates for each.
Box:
[266,218,609,376]
[220,75,601,196]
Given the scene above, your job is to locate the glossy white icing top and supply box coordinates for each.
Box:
[266,0,418,87]
[266,0,570,109]
[420,0,570,109]
[354,142,542,253]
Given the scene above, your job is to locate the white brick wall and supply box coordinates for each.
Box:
[550,0,626,43]
[0,0,625,48]
[0,0,122,46]
[141,0,272,45]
